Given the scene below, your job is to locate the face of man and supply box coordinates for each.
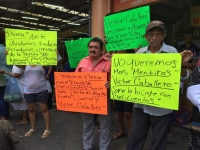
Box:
[145,28,166,48]
[88,41,102,58]
[185,36,192,44]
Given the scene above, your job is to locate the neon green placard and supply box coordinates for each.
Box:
[5,28,57,65]
[111,54,181,110]
[104,6,150,51]
[65,38,91,68]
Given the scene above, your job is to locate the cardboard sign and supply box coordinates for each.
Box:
[5,28,57,65]
[65,38,91,68]
[110,53,181,110]
[55,72,108,115]
[104,6,150,51]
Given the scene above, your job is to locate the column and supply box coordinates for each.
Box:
[91,0,112,40]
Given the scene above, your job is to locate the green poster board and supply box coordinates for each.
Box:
[110,53,181,110]
[65,38,91,68]
[104,6,150,51]
[5,28,57,65]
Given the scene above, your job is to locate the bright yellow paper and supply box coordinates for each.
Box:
[111,54,181,110]
[5,28,57,65]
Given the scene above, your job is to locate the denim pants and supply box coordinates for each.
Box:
[0,86,10,117]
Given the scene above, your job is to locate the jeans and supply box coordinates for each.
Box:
[0,86,10,117]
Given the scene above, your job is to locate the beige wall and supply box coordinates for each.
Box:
[91,0,112,39]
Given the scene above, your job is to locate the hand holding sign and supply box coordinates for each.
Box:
[55,72,108,115]
[180,50,193,66]
[110,53,181,110]
[5,28,57,65]
[104,6,150,51]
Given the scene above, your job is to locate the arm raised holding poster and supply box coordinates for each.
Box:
[104,6,150,51]
[5,28,57,66]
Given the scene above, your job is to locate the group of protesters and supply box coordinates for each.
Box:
[0,20,200,150]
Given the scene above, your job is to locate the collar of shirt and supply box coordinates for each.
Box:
[76,55,111,73]
[85,55,110,62]
[137,42,168,53]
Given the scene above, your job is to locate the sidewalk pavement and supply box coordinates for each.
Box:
[8,105,190,150]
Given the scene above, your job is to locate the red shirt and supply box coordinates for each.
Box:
[75,56,111,80]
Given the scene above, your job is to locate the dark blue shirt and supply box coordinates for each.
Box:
[63,60,75,72]
[178,43,199,63]
[45,67,55,81]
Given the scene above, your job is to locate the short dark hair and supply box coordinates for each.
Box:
[88,37,104,50]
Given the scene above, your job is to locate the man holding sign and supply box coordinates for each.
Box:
[126,21,193,150]
[75,37,111,150]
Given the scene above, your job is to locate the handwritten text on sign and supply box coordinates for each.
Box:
[65,38,91,68]
[54,72,108,115]
[5,28,57,65]
[104,6,150,51]
[111,54,181,110]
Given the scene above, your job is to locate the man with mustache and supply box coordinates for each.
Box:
[76,37,111,150]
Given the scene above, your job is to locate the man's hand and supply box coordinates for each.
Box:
[56,50,59,56]
[0,69,5,74]
[105,81,110,89]
[180,50,193,66]
[5,50,8,55]
[45,74,50,80]
[134,45,142,53]
[105,53,113,59]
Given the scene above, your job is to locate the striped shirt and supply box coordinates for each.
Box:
[134,42,189,116]
[75,56,111,80]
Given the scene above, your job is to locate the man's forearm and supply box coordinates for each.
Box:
[180,68,189,81]
[181,68,187,78]
[187,62,196,70]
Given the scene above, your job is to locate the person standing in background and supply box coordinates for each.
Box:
[45,53,62,109]
[0,36,11,120]
[112,49,134,140]
[63,53,76,72]
[45,66,55,110]
[178,34,199,70]
[0,65,29,125]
